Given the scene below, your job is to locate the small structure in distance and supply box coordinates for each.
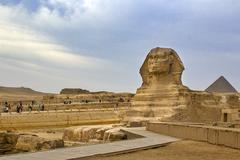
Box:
[205,76,238,93]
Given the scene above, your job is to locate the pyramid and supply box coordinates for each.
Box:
[205,76,238,93]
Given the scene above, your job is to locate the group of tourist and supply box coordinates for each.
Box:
[1,101,45,113]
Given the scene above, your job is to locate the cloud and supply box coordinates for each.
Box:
[0,8,108,71]
[0,3,116,92]
[0,0,240,92]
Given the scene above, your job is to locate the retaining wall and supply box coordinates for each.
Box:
[0,111,120,131]
[147,122,240,149]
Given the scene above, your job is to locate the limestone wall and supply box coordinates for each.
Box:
[147,122,240,149]
[181,91,240,123]
[221,108,240,122]
[0,111,120,131]
[43,93,134,104]
[47,102,130,110]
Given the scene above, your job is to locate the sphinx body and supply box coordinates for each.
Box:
[126,47,190,120]
[125,47,240,123]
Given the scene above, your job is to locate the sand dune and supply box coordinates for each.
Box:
[0,86,47,101]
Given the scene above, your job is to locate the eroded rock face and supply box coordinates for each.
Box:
[0,132,19,154]
[63,126,127,142]
[63,126,106,142]
[96,127,112,140]
[126,47,189,120]
[0,133,64,154]
[62,126,84,141]
[140,47,185,87]
[81,127,102,142]
[103,128,127,142]
[15,134,64,152]
[127,120,145,127]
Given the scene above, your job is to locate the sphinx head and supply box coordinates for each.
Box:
[140,47,185,86]
[147,50,172,73]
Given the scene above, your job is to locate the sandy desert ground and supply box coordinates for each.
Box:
[82,140,240,160]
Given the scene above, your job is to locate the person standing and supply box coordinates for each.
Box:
[38,104,41,112]
[16,104,20,113]
[3,102,9,113]
[28,104,32,112]
[41,104,45,111]
[19,101,23,113]
[8,103,11,114]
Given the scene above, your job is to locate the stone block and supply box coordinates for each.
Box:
[207,128,218,144]
[218,129,238,148]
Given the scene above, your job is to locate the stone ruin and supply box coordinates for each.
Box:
[60,88,90,94]
[0,132,64,154]
[62,125,127,143]
[126,47,240,123]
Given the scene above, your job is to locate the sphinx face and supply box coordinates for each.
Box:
[147,52,170,74]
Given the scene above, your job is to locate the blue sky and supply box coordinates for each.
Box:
[0,0,239,93]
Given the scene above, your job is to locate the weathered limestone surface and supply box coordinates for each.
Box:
[0,132,64,154]
[126,47,189,121]
[103,128,127,142]
[15,134,64,152]
[63,125,110,142]
[0,111,120,131]
[43,92,133,104]
[0,132,19,154]
[147,122,240,149]
[126,47,240,123]
[96,126,113,140]
[170,91,240,122]
[62,125,127,142]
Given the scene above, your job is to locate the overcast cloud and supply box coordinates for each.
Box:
[0,0,240,93]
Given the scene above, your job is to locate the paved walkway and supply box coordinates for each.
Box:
[0,127,179,160]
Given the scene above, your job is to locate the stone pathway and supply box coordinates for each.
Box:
[0,127,179,160]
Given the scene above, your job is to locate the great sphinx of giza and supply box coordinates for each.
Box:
[139,47,187,90]
[126,47,190,121]
[126,47,240,123]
